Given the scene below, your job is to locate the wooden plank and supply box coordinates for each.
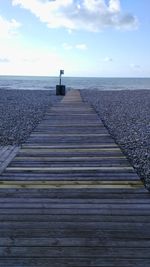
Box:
[0,180,143,189]
[9,161,131,168]
[1,214,150,222]
[30,133,110,137]
[32,124,104,128]
[14,156,127,160]
[6,166,134,171]
[0,146,10,159]
[1,171,139,178]
[0,221,150,231]
[0,227,150,238]
[1,207,150,215]
[0,258,150,267]
[1,200,149,208]
[1,246,150,258]
[0,146,20,174]
[0,191,147,200]
[0,236,150,247]
[20,146,120,150]
[0,198,150,204]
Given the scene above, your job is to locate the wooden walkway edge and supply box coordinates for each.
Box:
[0,90,150,267]
[0,145,20,175]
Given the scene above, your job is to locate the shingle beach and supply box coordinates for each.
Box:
[81,89,150,190]
[0,89,62,145]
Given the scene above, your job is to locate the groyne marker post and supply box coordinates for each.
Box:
[56,70,66,96]
[59,69,64,86]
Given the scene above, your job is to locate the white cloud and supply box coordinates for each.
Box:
[104,57,113,62]
[62,42,87,50]
[62,43,73,50]
[0,15,21,39]
[0,13,65,75]
[12,0,138,32]
[0,43,66,75]
[130,64,141,70]
[0,58,10,63]
[109,0,120,13]
[75,43,87,50]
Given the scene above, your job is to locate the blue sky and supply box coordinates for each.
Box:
[0,0,150,77]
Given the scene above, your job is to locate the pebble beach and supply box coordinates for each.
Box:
[0,89,62,145]
[81,89,150,190]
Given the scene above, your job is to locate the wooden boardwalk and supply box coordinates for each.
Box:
[0,90,150,267]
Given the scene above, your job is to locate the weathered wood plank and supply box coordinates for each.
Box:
[1,198,150,204]
[13,156,127,160]
[0,206,150,217]
[9,160,131,168]
[1,214,150,222]
[0,227,150,239]
[0,180,143,189]
[0,146,20,174]
[1,172,139,180]
[1,246,150,258]
[0,187,146,195]
[0,258,149,267]
[30,133,110,137]
[6,166,134,171]
[0,236,150,247]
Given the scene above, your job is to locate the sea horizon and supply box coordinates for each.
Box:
[1,74,150,78]
[0,76,150,91]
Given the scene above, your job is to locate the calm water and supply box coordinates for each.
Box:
[0,76,150,91]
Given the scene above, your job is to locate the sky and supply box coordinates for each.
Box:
[0,0,150,77]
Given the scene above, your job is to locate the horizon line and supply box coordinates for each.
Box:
[0,75,150,79]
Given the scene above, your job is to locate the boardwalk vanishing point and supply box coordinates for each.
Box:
[0,90,150,266]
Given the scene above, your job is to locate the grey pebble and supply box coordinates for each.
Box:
[81,89,150,191]
[0,89,62,146]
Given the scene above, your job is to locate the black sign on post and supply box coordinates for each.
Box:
[56,69,66,96]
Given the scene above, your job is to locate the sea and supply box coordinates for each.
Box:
[0,76,150,91]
